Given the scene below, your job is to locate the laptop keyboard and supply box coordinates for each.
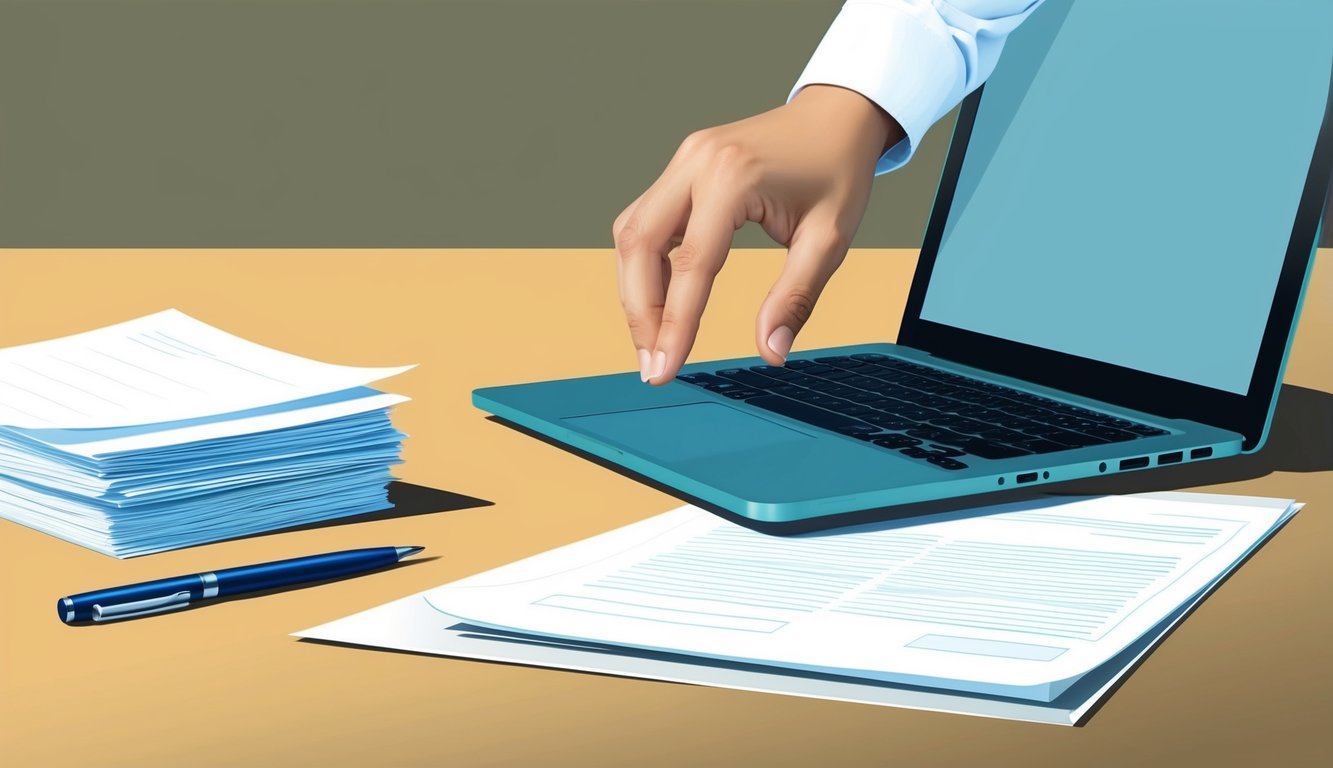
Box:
[678,354,1168,471]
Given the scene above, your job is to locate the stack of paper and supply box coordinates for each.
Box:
[0,310,413,557]
[298,493,1299,724]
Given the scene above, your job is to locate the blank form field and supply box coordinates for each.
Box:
[535,594,788,633]
[907,634,1067,662]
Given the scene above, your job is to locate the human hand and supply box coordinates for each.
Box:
[613,84,904,384]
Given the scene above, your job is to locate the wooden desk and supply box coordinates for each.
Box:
[1,249,1329,767]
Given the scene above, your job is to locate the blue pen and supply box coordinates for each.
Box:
[58,546,425,623]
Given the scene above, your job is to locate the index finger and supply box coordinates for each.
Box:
[614,184,690,376]
[647,191,740,384]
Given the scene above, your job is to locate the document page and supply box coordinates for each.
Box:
[0,310,413,428]
[427,494,1295,702]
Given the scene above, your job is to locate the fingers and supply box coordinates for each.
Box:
[755,212,851,365]
[647,189,741,384]
[614,184,689,380]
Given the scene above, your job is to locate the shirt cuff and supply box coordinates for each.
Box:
[789,1,968,174]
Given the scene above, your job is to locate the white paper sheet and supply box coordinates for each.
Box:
[426,494,1295,702]
[5,390,407,459]
[296,492,1299,724]
[0,310,413,428]
[291,587,1193,726]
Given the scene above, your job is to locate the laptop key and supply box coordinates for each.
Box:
[815,354,869,368]
[783,360,820,370]
[926,415,991,433]
[872,434,921,449]
[974,427,1029,444]
[900,447,941,459]
[806,395,848,409]
[861,380,908,396]
[833,424,880,437]
[1009,438,1072,454]
[829,402,874,416]
[1077,426,1140,442]
[896,407,940,421]
[721,389,761,400]
[905,427,972,447]
[796,364,837,376]
[925,445,967,457]
[814,356,867,368]
[865,397,910,414]
[927,456,969,470]
[750,365,796,379]
[783,374,825,389]
[715,369,780,390]
[743,395,864,431]
[819,385,861,398]
[957,440,1031,460]
[862,413,917,430]
[678,372,727,386]
[843,389,887,404]
[816,369,859,382]
[1027,427,1109,447]
[971,407,1017,422]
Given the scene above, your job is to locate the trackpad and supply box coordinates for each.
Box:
[564,402,813,463]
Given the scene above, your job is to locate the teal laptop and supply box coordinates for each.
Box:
[475,0,1332,531]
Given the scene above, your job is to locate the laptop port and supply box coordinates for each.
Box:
[1157,451,1183,465]
[1190,447,1214,459]
[1120,456,1150,470]
[1016,471,1039,484]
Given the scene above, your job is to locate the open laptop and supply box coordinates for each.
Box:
[475,0,1333,531]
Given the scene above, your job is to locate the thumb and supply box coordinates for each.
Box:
[755,217,850,365]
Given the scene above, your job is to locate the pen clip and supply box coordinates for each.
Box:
[93,590,192,622]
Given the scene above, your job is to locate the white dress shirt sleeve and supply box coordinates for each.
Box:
[791,0,1045,174]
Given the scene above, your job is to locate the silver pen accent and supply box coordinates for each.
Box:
[200,572,219,599]
[93,591,192,621]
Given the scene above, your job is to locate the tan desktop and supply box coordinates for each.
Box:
[0,249,1329,767]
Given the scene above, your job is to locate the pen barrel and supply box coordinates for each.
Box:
[211,548,399,596]
[60,575,204,623]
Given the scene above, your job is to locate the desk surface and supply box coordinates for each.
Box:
[1,249,1329,768]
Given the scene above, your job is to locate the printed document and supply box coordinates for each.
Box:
[425,494,1296,702]
[0,309,412,429]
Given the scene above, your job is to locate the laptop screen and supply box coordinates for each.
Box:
[917,0,1331,396]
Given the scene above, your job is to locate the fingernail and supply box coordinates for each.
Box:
[637,349,651,382]
[649,350,667,380]
[767,326,795,361]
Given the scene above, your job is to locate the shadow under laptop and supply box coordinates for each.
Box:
[486,384,1331,536]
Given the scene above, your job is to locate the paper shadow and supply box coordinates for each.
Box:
[266,482,494,536]
[485,384,1331,535]
[106,482,493,557]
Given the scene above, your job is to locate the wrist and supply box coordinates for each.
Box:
[792,84,906,162]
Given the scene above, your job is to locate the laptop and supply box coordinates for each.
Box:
[474,0,1333,531]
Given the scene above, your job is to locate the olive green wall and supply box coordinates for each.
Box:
[1,1,1328,249]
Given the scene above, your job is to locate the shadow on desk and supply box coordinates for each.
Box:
[252,482,494,538]
[487,384,1331,535]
